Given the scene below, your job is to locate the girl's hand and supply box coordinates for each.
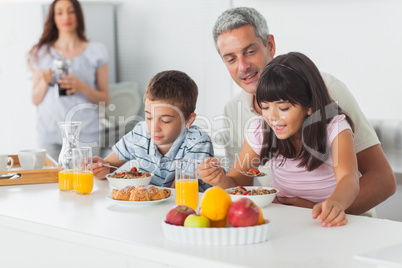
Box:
[59,74,84,95]
[312,199,348,227]
[92,156,110,180]
[199,157,225,186]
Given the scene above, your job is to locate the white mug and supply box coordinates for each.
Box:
[0,154,14,171]
[18,149,47,170]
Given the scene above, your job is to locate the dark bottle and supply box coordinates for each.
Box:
[52,54,72,97]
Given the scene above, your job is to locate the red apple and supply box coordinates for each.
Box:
[165,205,196,226]
[227,198,260,227]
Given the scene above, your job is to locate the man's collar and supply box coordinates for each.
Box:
[240,90,261,115]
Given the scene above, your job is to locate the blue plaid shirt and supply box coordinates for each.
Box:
[112,121,214,192]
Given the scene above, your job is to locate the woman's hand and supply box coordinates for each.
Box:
[199,157,226,186]
[92,156,110,180]
[58,74,85,95]
[312,199,348,227]
[41,70,53,85]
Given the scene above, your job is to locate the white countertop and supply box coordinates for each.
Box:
[0,179,401,268]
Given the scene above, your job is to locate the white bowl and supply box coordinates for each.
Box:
[106,173,153,190]
[162,220,271,245]
[225,186,279,208]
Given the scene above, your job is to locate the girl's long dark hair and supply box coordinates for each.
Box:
[257,52,354,171]
[29,0,87,59]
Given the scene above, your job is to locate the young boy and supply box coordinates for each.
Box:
[93,70,214,191]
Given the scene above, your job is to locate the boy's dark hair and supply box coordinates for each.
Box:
[144,70,198,119]
[256,52,354,171]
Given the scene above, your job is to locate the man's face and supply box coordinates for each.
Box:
[216,25,275,95]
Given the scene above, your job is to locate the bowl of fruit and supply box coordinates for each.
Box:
[225,186,279,208]
[106,167,153,190]
[161,187,271,245]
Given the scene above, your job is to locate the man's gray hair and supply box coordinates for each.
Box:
[213,7,269,50]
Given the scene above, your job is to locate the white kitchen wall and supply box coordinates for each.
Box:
[234,0,402,121]
[0,3,42,154]
[113,0,232,127]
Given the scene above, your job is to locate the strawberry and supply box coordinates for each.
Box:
[248,168,260,174]
[131,167,137,172]
[239,186,247,191]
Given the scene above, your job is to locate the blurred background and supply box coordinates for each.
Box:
[0,0,401,220]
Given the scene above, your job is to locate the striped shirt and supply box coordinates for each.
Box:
[112,121,214,192]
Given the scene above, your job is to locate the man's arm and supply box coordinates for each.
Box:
[323,72,396,214]
[345,145,396,215]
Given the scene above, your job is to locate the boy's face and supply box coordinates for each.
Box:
[145,99,192,151]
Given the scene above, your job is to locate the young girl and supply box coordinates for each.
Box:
[199,52,359,227]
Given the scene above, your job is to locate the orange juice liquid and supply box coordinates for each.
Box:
[59,170,74,191]
[74,171,93,195]
[175,179,199,210]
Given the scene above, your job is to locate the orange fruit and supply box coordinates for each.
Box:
[200,187,232,221]
[200,210,227,227]
[210,216,228,228]
[255,206,264,225]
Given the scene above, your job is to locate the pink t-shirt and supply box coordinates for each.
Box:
[246,115,353,203]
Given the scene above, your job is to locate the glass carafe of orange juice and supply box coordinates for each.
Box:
[58,121,81,191]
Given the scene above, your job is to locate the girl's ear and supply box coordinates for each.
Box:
[185,113,197,128]
[307,107,312,115]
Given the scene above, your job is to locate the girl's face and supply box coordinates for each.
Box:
[261,100,312,146]
[54,0,77,33]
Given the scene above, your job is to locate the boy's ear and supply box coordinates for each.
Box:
[184,113,197,128]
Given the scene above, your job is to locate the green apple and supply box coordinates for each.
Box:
[183,214,211,228]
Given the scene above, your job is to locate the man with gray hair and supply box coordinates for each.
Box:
[202,7,395,215]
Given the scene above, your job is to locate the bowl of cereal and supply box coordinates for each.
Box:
[106,168,153,190]
[225,186,279,208]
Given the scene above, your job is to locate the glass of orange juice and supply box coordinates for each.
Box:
[59,170,74,191]
[175,159,199,210]
[72,147,93,195]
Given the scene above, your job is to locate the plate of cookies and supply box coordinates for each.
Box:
[107,184,172,207]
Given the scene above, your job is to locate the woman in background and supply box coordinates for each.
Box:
[28,0,109,161]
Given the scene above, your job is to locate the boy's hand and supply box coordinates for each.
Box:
[92,156,110,180]
[198,157,225,186]
[312,199,348,227]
